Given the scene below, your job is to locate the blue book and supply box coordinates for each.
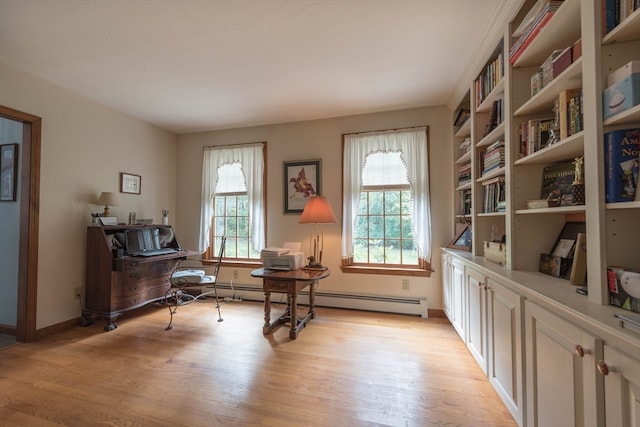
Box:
[604,128,640,203]
[603,0,618,35]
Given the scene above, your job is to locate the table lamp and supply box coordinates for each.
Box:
[96,192,119,216]
[299,195,337,269]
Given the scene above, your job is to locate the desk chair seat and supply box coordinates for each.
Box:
[165,237,226,330]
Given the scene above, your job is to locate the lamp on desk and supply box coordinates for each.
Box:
[96,192,119,216]
[299,195,337,270]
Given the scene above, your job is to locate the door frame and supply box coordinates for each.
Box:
[0,105,41,342]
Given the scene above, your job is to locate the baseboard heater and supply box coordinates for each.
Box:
[203,283,428,318]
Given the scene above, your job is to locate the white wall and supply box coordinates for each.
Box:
[0,59,456,330]
[176,107,454,310]
[0,117,22,326]
[0,62,178,329]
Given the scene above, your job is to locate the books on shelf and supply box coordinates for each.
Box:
[557,88,583,140]
[457,162,472,187]
[460,189,472,216]
[484,99,503,136]
[509,0,564,65]
[519,118,555,158]
[481,140,505,175]
[459,137,472,155]
[603,0,640,36]
[540,161,576,205]
[482,176,506,213]
[475,52,504,107]
[604,128,640,203]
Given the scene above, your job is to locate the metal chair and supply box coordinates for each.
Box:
[165,236,226,330]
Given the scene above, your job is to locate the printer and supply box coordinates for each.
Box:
[260,247,305,270]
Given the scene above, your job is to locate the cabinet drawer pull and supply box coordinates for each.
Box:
[597,360,609,376]
[574,345,585,358]
[128,285,138,291]
[129,273,140,280]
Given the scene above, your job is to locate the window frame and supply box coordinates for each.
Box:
[200,142,266,267]
[340,127,431,277]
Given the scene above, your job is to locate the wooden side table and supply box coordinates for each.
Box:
[250,268,330,339]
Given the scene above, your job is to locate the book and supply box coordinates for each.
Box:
[540,161,576,202]
[602,0,618,35]
[569,233,587,286]
[604,128,640,203]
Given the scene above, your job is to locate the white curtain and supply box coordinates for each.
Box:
[342,127,432,263]
[199,143,265,253]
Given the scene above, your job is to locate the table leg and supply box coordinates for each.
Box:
[263,290,271,335]
[309,280,316,319]
[289,288,298,340]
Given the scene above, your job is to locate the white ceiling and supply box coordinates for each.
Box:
[0,0,510,134]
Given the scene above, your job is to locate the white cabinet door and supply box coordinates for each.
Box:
[487,278,524,426]
[450,258,465,340]
[466,267,487,373]
[600,344,640,427]
[441,253,452,320]
[525,301,603,427]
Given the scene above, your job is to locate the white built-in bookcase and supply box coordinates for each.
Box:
[449,0,640,306]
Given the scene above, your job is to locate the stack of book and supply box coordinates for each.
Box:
[481,140,505,175]
[482,176,506,213]
[459,137,472,156]
[475,52,504,107]
[509,0,564,65]
[518,117,555,158]
[458,162,472,187]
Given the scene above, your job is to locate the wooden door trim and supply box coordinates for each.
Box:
[0,105,41,342]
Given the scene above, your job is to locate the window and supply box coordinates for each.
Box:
[199,143,265,261]
[342,127,431,275]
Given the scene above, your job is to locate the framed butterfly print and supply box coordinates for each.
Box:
[283,159,321,214]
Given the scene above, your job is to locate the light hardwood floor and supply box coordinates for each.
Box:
[0,300,516,427]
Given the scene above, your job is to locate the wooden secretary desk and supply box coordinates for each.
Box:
[84,225,199,331]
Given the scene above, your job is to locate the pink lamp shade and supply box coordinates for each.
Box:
[299,196,337,224]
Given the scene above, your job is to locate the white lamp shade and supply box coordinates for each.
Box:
[299,196,337,224]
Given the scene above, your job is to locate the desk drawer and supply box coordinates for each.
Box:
[264,279,292,293]
[111,286,167,311]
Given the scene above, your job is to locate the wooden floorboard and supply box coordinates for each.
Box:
[0,300,517,427]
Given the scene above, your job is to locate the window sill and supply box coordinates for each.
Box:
[340,265,431,277]
[201,259,263,269]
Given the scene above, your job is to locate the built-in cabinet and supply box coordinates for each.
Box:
[524,300,603,427]
[441,249,640,427]
[600,344,640,426]
[444,1,640,425]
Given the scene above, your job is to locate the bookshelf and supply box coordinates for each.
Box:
[447,0,640,305]
[444,1,640,424]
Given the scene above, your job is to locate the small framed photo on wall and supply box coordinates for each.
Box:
[120,172,141,194]
[283,159,320,214]
[1,144,18,202]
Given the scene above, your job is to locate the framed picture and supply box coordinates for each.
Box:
[447,223,472,251]
[283,159,321,214]
[1,144,18,202]
[120,172,141,194]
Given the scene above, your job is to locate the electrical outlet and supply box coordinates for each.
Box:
[233,269,239,279]
[402,279,410,291]
[73,287,82,300]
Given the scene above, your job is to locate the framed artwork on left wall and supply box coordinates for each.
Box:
[120,172,141,194]
[1,143,18,202]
